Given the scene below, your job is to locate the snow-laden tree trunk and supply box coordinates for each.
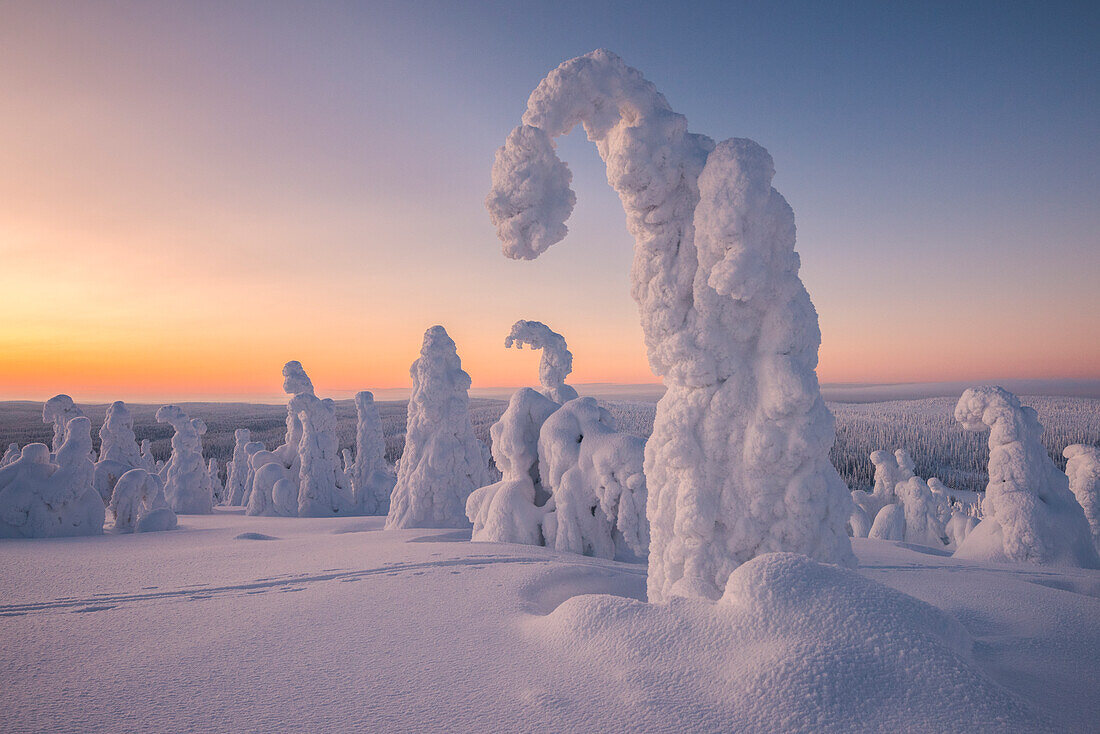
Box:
[386,326,491,529]
[486,49,853,601]
[349,391,394,516]
[225,428,251,506]
[953,386,1098,567]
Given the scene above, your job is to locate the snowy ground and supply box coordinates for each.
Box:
[1,511,1097,733]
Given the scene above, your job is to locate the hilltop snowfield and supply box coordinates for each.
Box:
[1,510,1096,732]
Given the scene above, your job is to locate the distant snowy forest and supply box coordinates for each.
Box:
[1,395,1096,495]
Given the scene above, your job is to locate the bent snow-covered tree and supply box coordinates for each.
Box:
[93,401,150,504]
[505,320,579,403]
[953,386,1098,568]
[487,49,853,600]
[386,326,490,529]
[43,394,84,455]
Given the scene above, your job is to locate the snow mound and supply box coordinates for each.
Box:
[505,320,579,403]
[234,532,279,541]
[531,553,1043,731]
[386,326,491,529]
[953,387,1098,567]
[0,418,105,538]
[487,49,853,601]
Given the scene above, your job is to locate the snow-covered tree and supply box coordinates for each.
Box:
[386,326,491,529]
[0,443,18,468]
[156,406,213,515]
[93,401,149,503]
[1063,444,1100,555]
[42,394,84,455]
[295,396,352,516]
[486,50,853,600]
[467,387,560,545]
[0,417,104,538]
[206,458,224,504]
[240,440,266,508]
[346,391,395,515]
[224,428,251,506]
[953,386,1098,567]
[505,320,579,403]
[538,397,648,560]
[108,468,177,533]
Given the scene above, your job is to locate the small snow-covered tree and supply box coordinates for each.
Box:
[109,468,177,533]
[0,417,105,538]
[1064,444,1100,555]
[156,406,213,515]
[295,396,352,516]
[505,320,579,403]
[43,394,84,455]
[347,391,395,515]
[224,428,251,506]
[538,397,648,561]
[1,443,18,468]
[486,50,853,600]
[386,326,491,529]
[93,401,149,503]
[953,386,1098,567]
[467,387,560,545]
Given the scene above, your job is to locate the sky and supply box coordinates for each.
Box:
[1,0,1097,401]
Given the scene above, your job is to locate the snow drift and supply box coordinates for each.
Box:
[0,417,104,538]
[505,320,579,403]
[386,326,491,529]
[487,49,852,600]
[953,386,1098,567]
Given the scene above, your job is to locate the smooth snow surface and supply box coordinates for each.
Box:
[504,320,579,403]
[487,50,852,601]
[954,387,1098,568]
[2,516,1096,732]
[386,326,491,529]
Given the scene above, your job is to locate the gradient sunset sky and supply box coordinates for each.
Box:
[2,1,1097,401]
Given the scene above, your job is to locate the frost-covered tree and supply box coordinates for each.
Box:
[346,391,395,515]
[295,396,352,516]
[505,320,579,403]
[93,401,149,503]
[467,387,560,545]
[486,50,853,600]
[224,428,251,506]
[0,443,18,468]
[156,406,213,515]
[246,449,297,517]
[953,387,1098,567]
[538,397,648,560]
[1063,444,1100,555]
[206,458,224,504]
[386,326,491,529]
[0,417,105,538]
[109,468,177,533]
[43,394,84,454]
[240,440,266,508]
